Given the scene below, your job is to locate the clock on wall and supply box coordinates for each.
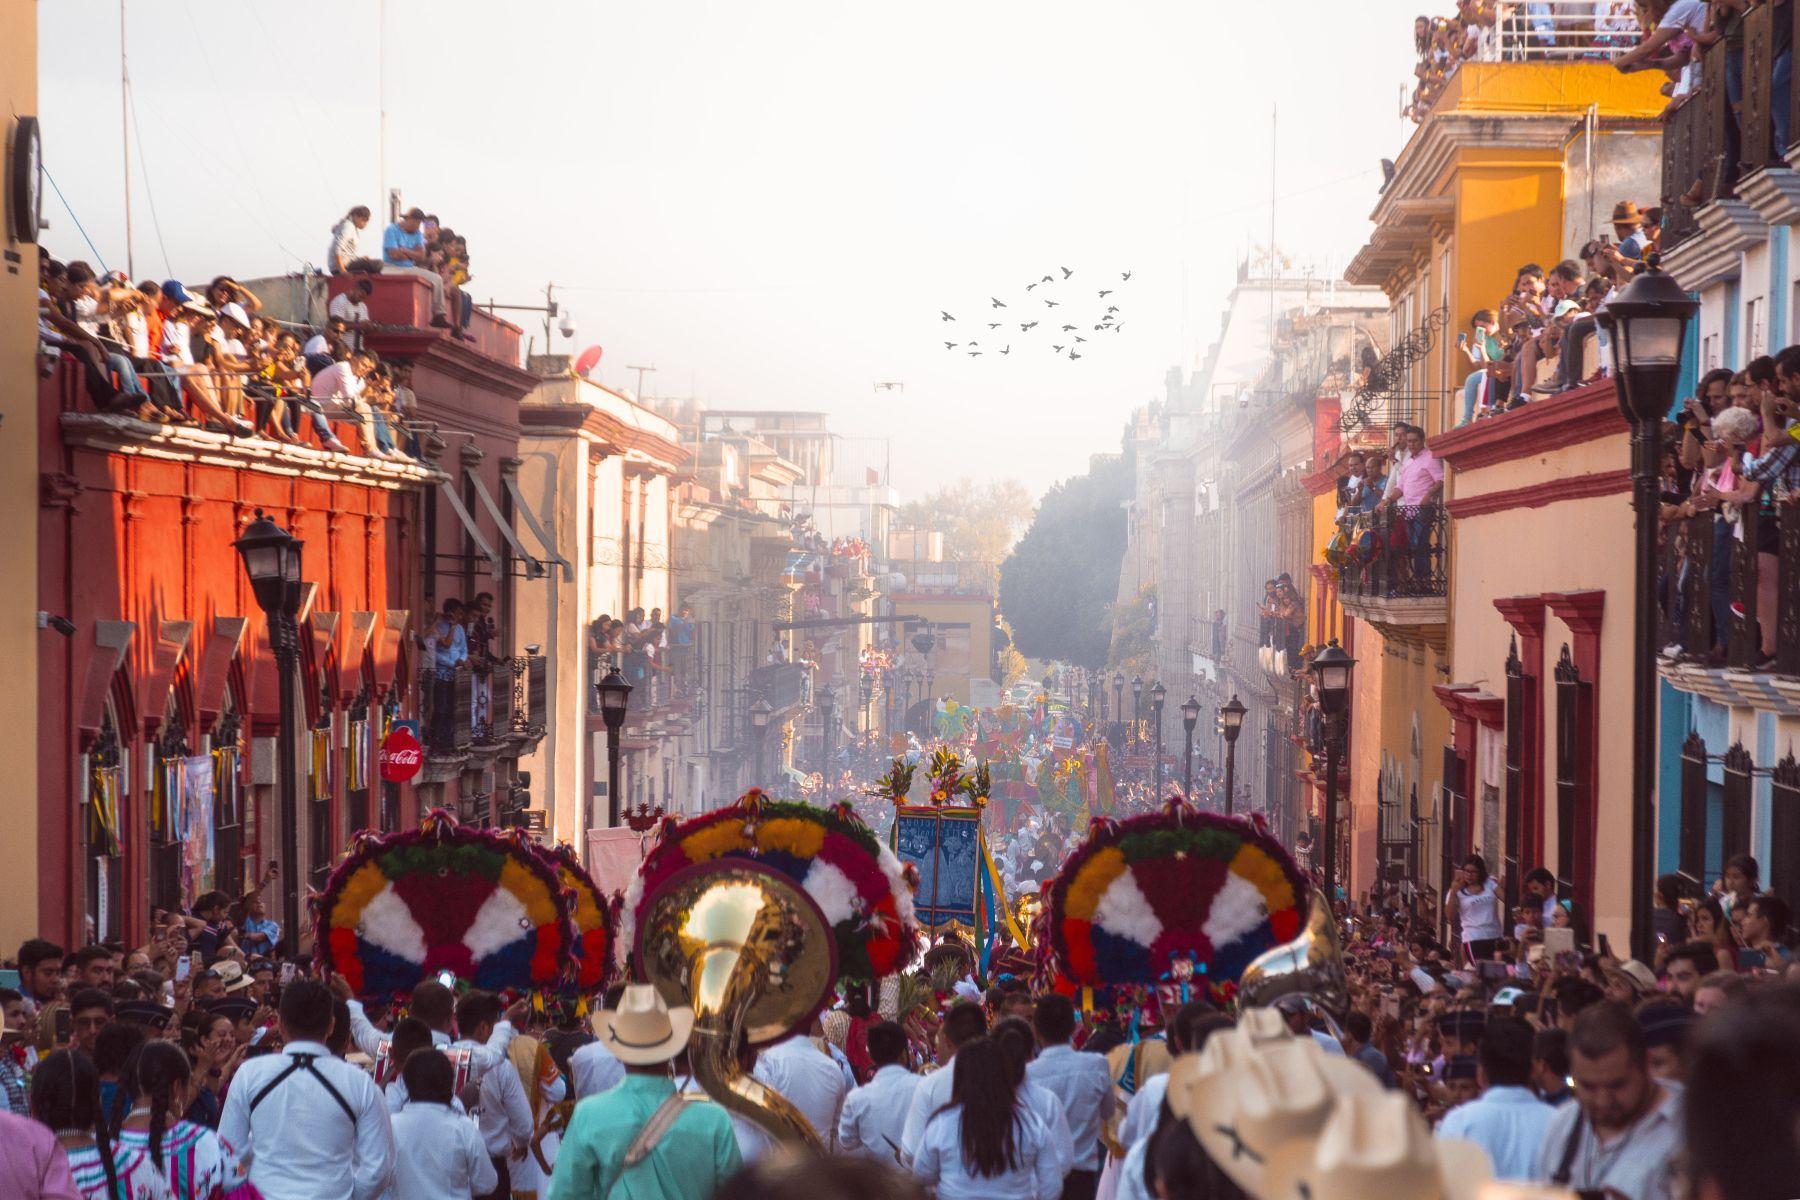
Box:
[10,115,42,245]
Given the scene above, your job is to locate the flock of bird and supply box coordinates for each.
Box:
[938,267,1132,360]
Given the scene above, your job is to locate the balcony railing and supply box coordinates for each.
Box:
[1664,504,1800,675]
[1480,2,1640,63]
[1336,504,1448,602]
[1662,7,1800,251]
[748,663,809,716]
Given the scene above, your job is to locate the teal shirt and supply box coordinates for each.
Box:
[548,1074,743,1200]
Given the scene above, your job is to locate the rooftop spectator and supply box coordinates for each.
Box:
[382,207,452,329]
[327,205,378,275]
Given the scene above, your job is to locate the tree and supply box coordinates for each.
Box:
[997,458,1128,668]
[896,478,1036,565]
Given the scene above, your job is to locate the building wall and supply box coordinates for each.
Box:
[1,0,39,952]
[1346,619,1386,891]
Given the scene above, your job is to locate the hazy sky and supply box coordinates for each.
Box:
[37,0,1421,498]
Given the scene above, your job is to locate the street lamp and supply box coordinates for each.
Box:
[1220,695,1247,816]
[596,667,632,827]
[1131,674,1144,744]
[1309,641,1355,907]
[1150,681,1167,797]
[1112,671,1124,744]
[1180,695,1201,795]
[1595,260,1696,963]
[750,696,773,786]
[234,511,303,957]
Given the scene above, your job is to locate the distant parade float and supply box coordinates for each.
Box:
[312,809,586,998]
[1041,797,1310,999]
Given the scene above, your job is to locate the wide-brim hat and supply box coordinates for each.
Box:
[591,983,695,1065]
[1263,1092,1491,1200]
[1185,1035,1382,1195]
[1608,958,1657,995]
[207,960,247,988]
[1611,200,1645,226]
[202,996,258,1023]
[116,1001,176,1031]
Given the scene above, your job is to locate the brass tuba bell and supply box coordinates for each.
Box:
[638,859,837,1150]
[1236,891,1348,1022]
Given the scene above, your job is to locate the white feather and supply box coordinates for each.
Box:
[875,843,919,930]
[1203,873,1269,949]
[1094,872,1164,947]
[804,859,860,926]
[463,887,531,962]
[357,885,427,964]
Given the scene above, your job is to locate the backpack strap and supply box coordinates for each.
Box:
[249,1053,358,1126]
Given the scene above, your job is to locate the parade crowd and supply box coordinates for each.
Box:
[3,700,1797,1200]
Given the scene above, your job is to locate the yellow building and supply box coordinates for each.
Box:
[1,0,40,952]
[1340,57,1663,928]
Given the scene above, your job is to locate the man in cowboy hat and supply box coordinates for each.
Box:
[1610,201,1649,261]
[548,984,741,1200]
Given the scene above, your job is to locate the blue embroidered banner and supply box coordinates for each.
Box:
[893,806,983,928]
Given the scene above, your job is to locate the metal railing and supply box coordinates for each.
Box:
[1481,2,1640,63]
[1336,504,1448,601]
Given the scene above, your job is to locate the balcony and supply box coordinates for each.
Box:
[748,662,810,718]
[1333,504,1448,628]
[242,272,525,367]
[419,654,549,772]
[1660,506,1800,714]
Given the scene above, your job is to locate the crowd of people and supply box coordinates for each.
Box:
[35,203,478,462]
[1409,2,1641,120]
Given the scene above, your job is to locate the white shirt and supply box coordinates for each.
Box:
[1019,1080,1074,1180]
[330,292,371,350]
[901,1057,956,1162]
[911,1105,1061,1200]
[389,1101,496,1200]
[1117,1135,1154,1200]
[475,1049,534,1158]
[161,318,194,366]
[1025,1044,1116,1171]
[1118,1071,1168,1150]
[836,1064,919,1162]
[312,360,365,403]
[1437,1085,1556,1182]
[345,1001,515,1088]
[218,1039,396,1200]
[676,1073,774,1163]
[752,1035,849,1150]
[1457,876,1504,943]
[330,218,366,274]
[569,1039,625,1099]
[303,332,330,357]
[383,1078,466,1116]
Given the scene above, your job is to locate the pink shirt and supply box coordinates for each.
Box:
[0,1112,79,1200]
[1396,447,1444,506]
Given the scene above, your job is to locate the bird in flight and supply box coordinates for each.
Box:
[940,311,955,321]
[1060,266,1073,278]
[1094,323,1108,331]
[1074,335,1087,343]
[968,340,979,347]
[1061,324,1077,332]
[1098,290,1112,298]
[1020,321,1038,331]
[1052,344,1064,352]
[1107,306,1120,314]
[1026,282,1038,291]
[1000,346,1011,355]
[988,323,1002,329]
[944,342,958,350]
[968,350,983,357]
[1045,299,1060,308]
[1112,323,1124,332]
[1041,274,1054,284]
[991,297,1007,308]
[1121,271,1132,281]
[1069,349,1082,359]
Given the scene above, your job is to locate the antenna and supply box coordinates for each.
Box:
[626,364,657,400]
[378,0,387,211]
[119,0,134,278]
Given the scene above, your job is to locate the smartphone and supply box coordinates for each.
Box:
[279,962,297,985]
[174,955,192,982]
[1597,932,1613,959]
[54,1008,71,1044]
[1737,948,1769,970]
[1544,927,1576,958]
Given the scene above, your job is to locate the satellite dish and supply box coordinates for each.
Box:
[574,345,604,377]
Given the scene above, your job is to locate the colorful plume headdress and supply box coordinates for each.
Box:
[313,809,577,998]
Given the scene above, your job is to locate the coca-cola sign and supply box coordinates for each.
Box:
[379,726,424,783]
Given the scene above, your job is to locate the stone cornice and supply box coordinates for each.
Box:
[1662,199,1769,291]
[1430,379,1624,471]
[1735,164,1800,227]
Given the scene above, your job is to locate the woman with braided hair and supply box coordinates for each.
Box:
[30,1047,141,1200]
[106,1040,252,1199]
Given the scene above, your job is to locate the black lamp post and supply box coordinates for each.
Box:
[1596,260,1696,964]
[1131,674,1144,744]
[1150,681,1167,797]
[1309,641,1355,905]
[1180,694,1201,794]
[750,696,773,786]
[596,667,632,827]
[1112,671,1124,743]
[1220,694,1247,816]
[234,511,304,956]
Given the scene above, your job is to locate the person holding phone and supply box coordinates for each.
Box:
[1454,855,1504,965]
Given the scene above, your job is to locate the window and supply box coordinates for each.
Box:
[1748,297,1767,360]
[1702,332,1720,373]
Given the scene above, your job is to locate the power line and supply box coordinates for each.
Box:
[126,76,173,278]
[42,162,110,271]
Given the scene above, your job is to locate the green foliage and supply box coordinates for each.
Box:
[1106,584,1158,673]
[998,458,1128,668]
[897,478,1036,565]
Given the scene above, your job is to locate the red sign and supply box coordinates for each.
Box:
[379,726,424,783]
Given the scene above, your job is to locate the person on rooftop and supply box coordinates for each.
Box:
[382,207,452,329]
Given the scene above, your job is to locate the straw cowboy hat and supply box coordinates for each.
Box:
[591,984,695,1065]
[1262,1092,1492,1200]
[211,960,256,994]
[1610,200,1646,227]
[1182,1036,1382,1195]
[1165,1005,1294,1127]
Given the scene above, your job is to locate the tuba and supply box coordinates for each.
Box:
[1236,891,1348,1028]
[638,860,837,1150]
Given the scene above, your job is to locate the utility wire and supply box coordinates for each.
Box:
[43,162,110,272]
[126,78,173,278]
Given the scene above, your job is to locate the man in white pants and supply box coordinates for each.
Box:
[381,207,449,327]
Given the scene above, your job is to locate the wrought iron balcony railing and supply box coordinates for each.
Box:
[1334,504,1448,602]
